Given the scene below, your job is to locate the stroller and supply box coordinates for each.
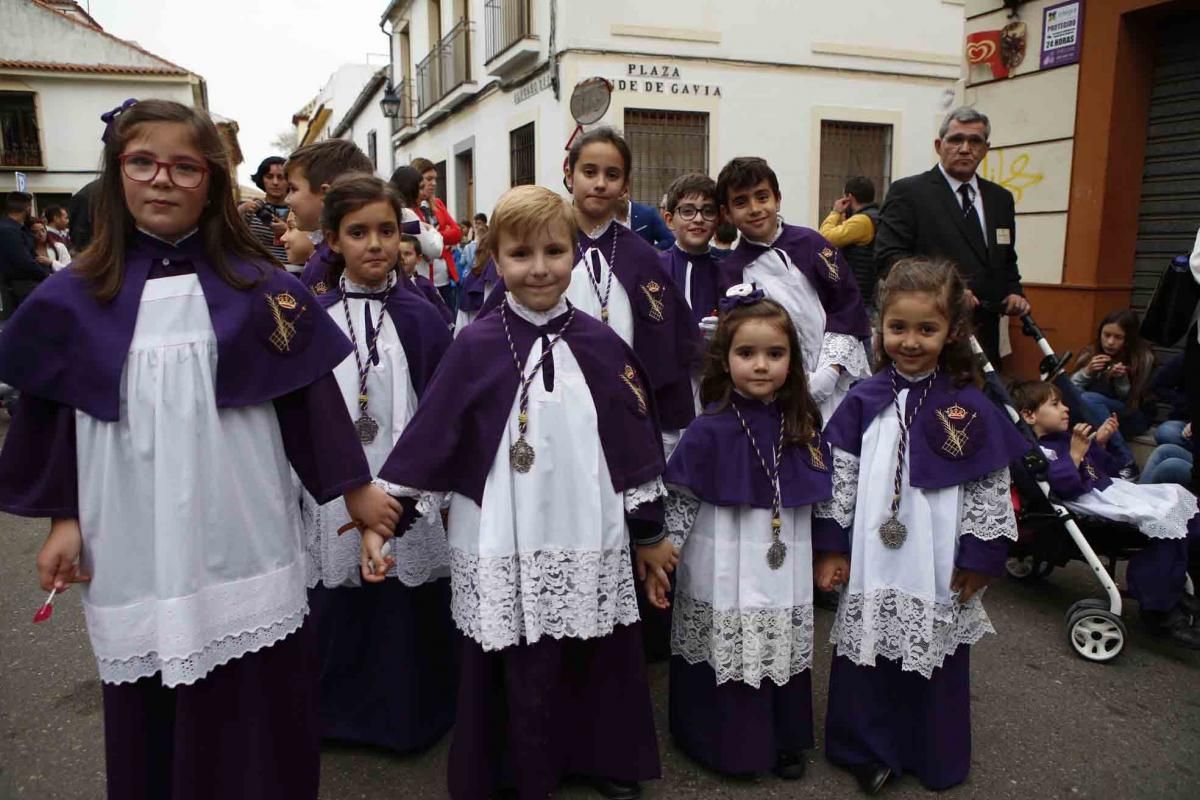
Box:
[971,308,1193,663]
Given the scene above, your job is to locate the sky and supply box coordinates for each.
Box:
[83,0,391,185]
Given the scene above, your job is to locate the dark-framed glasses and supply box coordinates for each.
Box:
[119,154,209,189]
[675,204,719,221]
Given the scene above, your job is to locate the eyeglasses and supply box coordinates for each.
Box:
[674,204,719,221]
[119,154,209,189]
[943,134,988,150]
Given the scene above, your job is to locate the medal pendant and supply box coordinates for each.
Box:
[354,413,380,444]
[879,515,907,549]
[766,538,787,570]
[600,307,609,323]
[510,437,535,473]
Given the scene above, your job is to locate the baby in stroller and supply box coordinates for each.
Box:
[1012,380,1200,649]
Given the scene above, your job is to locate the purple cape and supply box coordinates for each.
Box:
[823,370,1031,490]
[403,273,454,325]
[0,232,351,422]
[665,394,832,508]
[718,223,871,338]
[378,302,665,504]
[659,245,722,326]
[459,258,497,314]
[315,282,451,397]
[1037,432,1116,498]
[479,224,701,429]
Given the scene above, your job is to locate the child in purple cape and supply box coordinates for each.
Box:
[302,175,459,752]
[0,100,400,799]
[662,286,847,780]
[362,185,673,800]
[821,258,1028,793]
[1013,380,1200,649]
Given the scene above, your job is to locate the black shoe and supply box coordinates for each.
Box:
[848,762,891,795]
[1144,608,1200,649]
[814,588,840,611]
[590,778,641,800]
[773,750,807,780]
[1118,464,1140,481]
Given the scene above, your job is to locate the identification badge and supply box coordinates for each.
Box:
[996,228,1012,246]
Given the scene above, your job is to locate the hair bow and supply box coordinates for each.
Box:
[717,283,766,314]
[100,98,139,143]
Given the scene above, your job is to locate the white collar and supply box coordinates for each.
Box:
[137,227,199,246]
[583,217,616,241]
[937,163,980,196]
[505,292,569,326]
[344,275,392,294]
[894,366,936,382]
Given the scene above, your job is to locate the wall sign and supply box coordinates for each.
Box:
[514,73,553,105]
[1040,0,1083,69]
[613,63,721,97]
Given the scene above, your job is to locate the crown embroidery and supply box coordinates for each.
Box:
[620,364,648,417]
[817,247,839,280]
[935,405,977,459]
[275,291,297,310]
[265,292,306,353]
[639,280,665,322]
[313,281,328,295]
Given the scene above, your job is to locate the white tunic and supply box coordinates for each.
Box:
[667,490,821,688]
[303,281,450,589]
[441,296,664,652]
[827,386,1017,679]
[742,231,871,421]
[76,274,307,687]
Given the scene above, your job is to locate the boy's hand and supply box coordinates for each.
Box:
[36,518,90,592]
[1095,414,1119,446]
[1087,354,1111,373]
[360,528,395,583]
[814,552,850,592]
[344,483,401,537]
[950,568,992,603]
[643,571,672,610]
[1069,422,1093,465]
[635,539,679,589]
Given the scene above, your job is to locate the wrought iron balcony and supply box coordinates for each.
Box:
[415,19,473,116]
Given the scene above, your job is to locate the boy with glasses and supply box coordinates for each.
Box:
[660,173,723,327]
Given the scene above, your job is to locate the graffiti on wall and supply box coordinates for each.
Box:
[980,149,1044,205]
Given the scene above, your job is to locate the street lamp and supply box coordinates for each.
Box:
[379,84,403,119]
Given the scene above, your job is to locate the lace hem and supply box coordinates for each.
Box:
[96,608,307,688]
[373,479,446,517]
[818,332,871,381]
[450,545,639,651]
[664,488,701,550]
[831,587,994,679]
[824,448,859,528]
[672,592,814,688]
[624,478,666,513]
[1142,490,1197,540]
[960,467,1018,541]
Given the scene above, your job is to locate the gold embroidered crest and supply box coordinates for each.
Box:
[935,404,977,458]
[265,292,307,353]
[639,280,665,322]
[620,364,648,417]
[1085,461,1099,481]
[817,247,840,280]
[313,281,328,295]
[807,440,827,472]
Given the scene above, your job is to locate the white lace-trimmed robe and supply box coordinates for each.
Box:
[76,274,309,687]
[666,488,837,688]
[826,385,1018,679]
[302,280,450,589]
[392,295,666,652]
[742,231,871,421]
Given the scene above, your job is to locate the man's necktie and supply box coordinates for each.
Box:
[957,183,987,252]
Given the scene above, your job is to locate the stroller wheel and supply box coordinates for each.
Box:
[1067,608,1126,663]
[1006,556,1054,581]
[1064,598,1110,626]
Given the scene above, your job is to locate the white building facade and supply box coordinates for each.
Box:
[331,67,397,180]
[381,0,965,223]
[0,0,205,207]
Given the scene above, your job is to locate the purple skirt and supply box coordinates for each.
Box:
[308,577,458,752]
[825,647,972,791]
[101,621,320,800]
[448,622,661,799]
[669,657,813,775]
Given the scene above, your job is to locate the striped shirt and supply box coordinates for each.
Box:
[244,202,288,263]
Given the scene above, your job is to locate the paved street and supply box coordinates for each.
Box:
[1,443,1198,798]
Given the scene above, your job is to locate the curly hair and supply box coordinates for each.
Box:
[875,257,981,387]
[699,298,821,444]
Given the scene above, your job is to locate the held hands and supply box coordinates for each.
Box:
[36,518,90,592]
[950,568,991,604]
[1109,362,1128,378]
[636,539,679,610]
[360,529,396,583]
[1003,293,1031,316]
[344,483,402,583]
[814,552,850,592]
[1069,422,1094,465]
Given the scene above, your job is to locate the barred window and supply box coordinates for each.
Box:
[510,122,535,186]
[623,109,708,208]
[818,121,893,222]
[0,92,43,167]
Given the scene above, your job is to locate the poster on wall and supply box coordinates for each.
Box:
[1040,0,1083,69]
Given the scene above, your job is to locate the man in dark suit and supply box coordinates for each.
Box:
[618,194,676,250]
[875,106,1030,366]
